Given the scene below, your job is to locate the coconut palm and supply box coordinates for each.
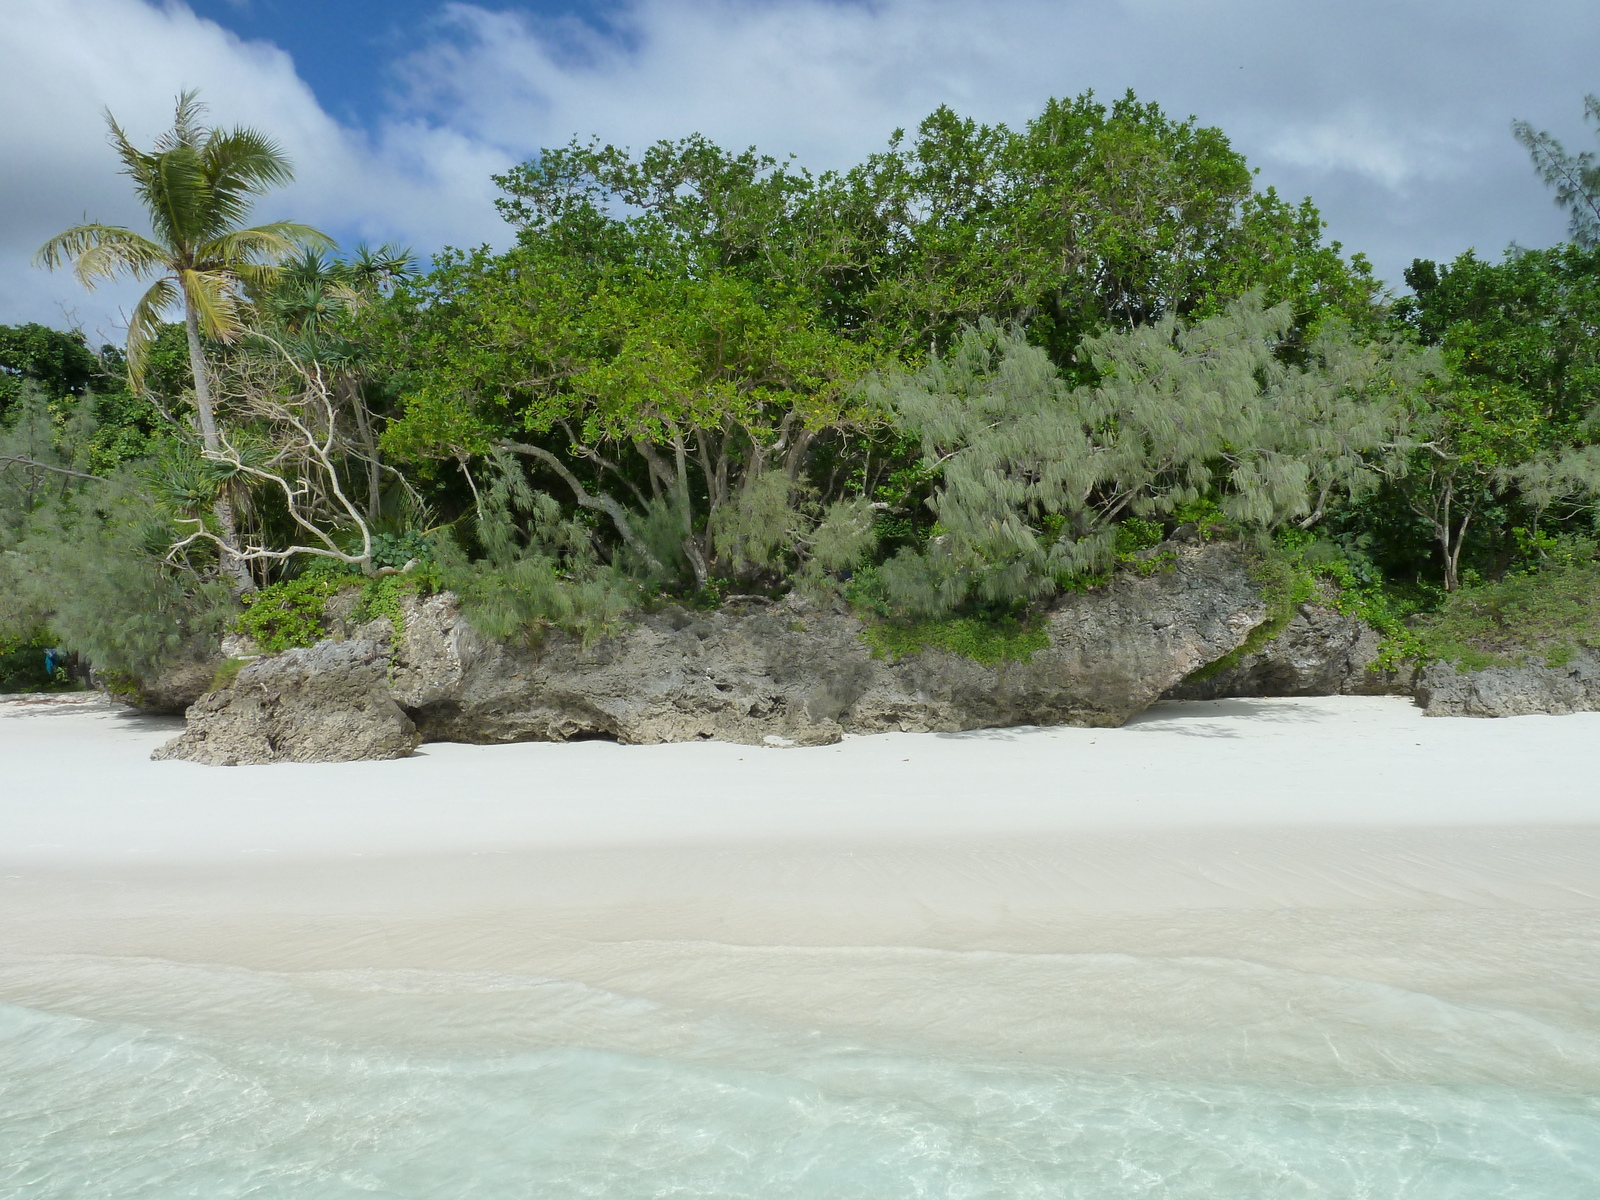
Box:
[36,90,331,588]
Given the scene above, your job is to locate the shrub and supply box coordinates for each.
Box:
[1412,556,1600,671]
[234,574,346,653]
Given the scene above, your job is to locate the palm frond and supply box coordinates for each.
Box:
[200,222,333,268]
[203,126,295,195]
[180,269,246,341]
[150,145,210,251]
[104,112,156,189]
[125,276,181,385]
[34,225,168,285]
[231,261,281,302]
[164,89,207,152]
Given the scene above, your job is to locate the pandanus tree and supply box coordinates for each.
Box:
[36,90,330,590]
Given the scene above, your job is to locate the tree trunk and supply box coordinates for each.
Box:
[184,304,255,592]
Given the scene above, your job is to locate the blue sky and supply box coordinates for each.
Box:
[4,0,1598,342]
[185,0,624,127]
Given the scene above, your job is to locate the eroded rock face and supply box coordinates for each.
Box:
[1163,602,1410,701]
[1416,652,1600,718]
[152,638,419,765]
[99,653,219,715]
[395,542,1267,748]
[155,542,1270,763]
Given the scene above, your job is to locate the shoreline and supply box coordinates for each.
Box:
[6,694,1600,1139]
[3,692,1596,977]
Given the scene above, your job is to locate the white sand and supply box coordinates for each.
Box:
[3,691,1599,1079]
[4,691,1598,857]
[1,690,1596,937]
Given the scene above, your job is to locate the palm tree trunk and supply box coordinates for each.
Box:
[184,305,255,593]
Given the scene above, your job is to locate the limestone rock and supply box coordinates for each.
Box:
[1164,602,1410,701]
[1416,651,1600,718]
[152,638,419,765]
[400,541,1268,747]
[154,542,1273,763]
[99,653,219,715]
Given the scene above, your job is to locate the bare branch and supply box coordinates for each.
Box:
[0,456,109,482]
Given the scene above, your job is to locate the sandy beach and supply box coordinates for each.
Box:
[5,694,1600,1195]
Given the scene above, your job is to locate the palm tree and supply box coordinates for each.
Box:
[36,90,331,589]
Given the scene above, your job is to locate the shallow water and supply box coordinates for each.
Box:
[5,947,1599,1199]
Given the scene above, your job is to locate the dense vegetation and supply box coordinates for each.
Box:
[3,89,1598,690]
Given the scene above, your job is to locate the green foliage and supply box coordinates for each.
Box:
[1412,553,1600,671]
[872,298,1424,617]
[0,324,101,417]
[1185,543,1319,683]
[1389,243,1600,589]
[210,657,248,690]
[369,529,435,572]
[234,574,344,652]
[0,631,73,693]
[858,612,1050,666]
[844,561,1048,664]
[349,569,440,640]
[833,92,1379,360]
[1513,94,1600,250]
[436,459,640,644]
[372,91,1375,598]
[0,468,236,679]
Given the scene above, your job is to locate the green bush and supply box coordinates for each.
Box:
[349,568,440,640]
[0,631,74,692]
[234,574,346,653]
[1412,558,1600,671]
[859,613,1049,665]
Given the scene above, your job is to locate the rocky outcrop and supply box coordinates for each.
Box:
[393,541,1266,748]
[152,638,419,765]
[1163,601,1411,701]
[1415,651,1600,718]
[99,652,219,715]
[155,542,1268,763]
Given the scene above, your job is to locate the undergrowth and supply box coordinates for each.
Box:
[1411,557,1600,671]
[0,630,76,692]
[235,561,441,653]
[858,613,1050,665]
[233,574,346,653]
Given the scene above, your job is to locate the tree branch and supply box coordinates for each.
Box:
[498,439,662,571]
[0,456,108,482]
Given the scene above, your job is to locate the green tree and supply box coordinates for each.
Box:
[874,296,1424,615]
[375,196,884,591]
[0,324,101,415]
[35,90,330,588]
[1514,95,1600,249]
[1393,246,1600,588]
[829,92,1380,364]
[253,242,418,522]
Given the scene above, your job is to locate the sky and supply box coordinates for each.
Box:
[3,0,1597,346]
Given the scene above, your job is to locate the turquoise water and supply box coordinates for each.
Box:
[4,955,1599,1199]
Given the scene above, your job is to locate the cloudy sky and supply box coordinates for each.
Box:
[4,0,1597,344]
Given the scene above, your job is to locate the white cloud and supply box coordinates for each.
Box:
[3,0,1596,340]
[0,0,507,341]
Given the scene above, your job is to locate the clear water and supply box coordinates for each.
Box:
[3,952,1599,1199]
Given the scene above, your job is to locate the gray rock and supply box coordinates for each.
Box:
[153,542,1271,763]
[152,638,419,765]
[99,653,219,715]
[400,541,1267,747]
[1416,651,1600,718]
[1164,601,1410,701]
